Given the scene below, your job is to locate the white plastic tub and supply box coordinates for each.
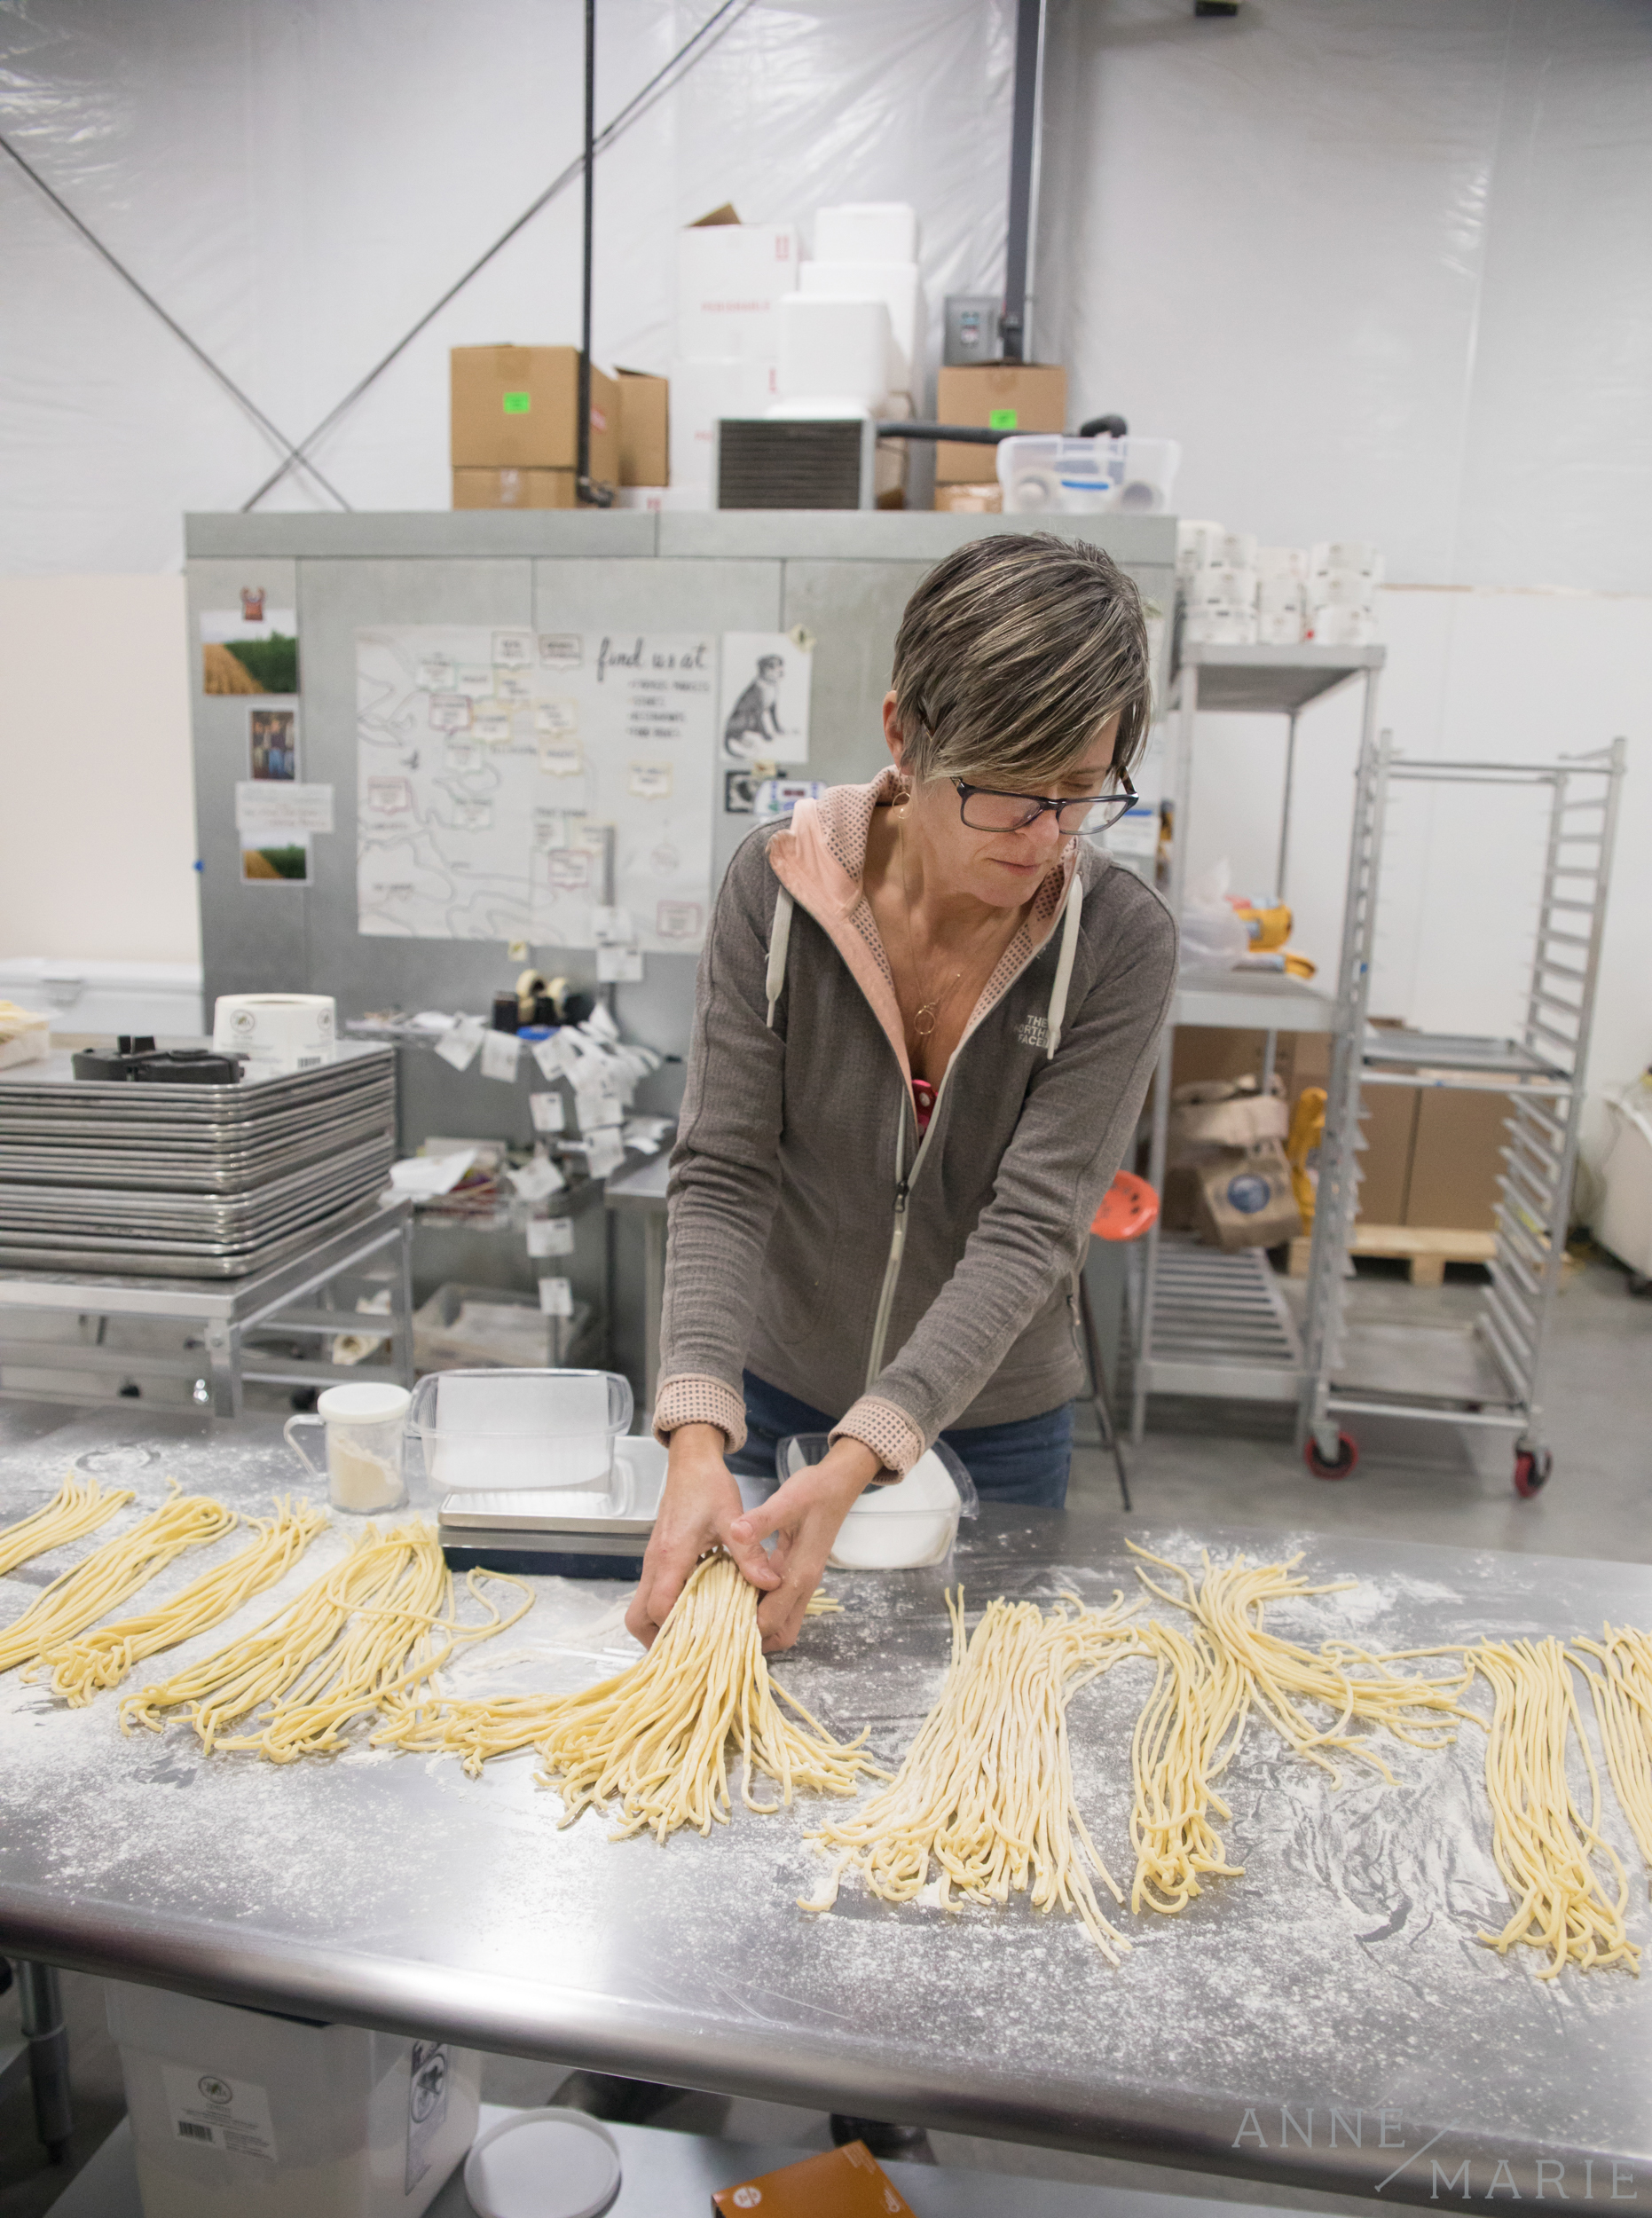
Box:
[407,1367,632,1493]
[778,1435,978,1569]
[106,1980,479,2218]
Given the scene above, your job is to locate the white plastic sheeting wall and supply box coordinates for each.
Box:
[0,0,1012,573]
[1,0,1648,1129]
[1038,0,1652,594]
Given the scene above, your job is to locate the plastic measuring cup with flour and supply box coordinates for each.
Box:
[284,1382,410,1513]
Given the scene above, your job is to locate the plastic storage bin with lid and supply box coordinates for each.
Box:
[106,1979,480,2218]
[777,1435,978,1568]
[996,433,1181,516]
[407,1368,632,1497]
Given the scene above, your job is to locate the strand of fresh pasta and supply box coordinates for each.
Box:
[122,1520,528,1760]
[1129,1616,1248,1915]
[800,1586,1139,1962]
[40,1498,328,1705]
[1467,1636,1638,1978]
[378,1554,878,1838]
[1128,1543,1470,1783]
[0,1484,236,1675]
[1569,1626,1652,1880]
[0,1472,135,1577]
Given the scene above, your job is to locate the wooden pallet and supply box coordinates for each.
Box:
[1286,1223,1498,1286]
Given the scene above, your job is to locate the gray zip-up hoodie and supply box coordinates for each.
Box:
[654,768,1177,1475]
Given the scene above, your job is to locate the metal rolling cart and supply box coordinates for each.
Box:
[1298,732,1626,1491]
[1129,641,1384,1441]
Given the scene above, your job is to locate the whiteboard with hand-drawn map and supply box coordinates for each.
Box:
[355,625,716,954]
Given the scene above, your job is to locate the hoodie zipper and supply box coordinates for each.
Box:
[863,1058,952,1386]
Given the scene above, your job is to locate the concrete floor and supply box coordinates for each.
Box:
[1,1251,1647,2212]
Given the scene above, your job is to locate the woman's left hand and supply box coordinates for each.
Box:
[729,1437,882,1652]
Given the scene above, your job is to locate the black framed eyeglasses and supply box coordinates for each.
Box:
[953,771,1138,837]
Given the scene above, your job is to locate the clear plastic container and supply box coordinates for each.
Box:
[1113,436,1181,514]
[776,1435,978,1569]
[406,1369,633,1495]
[995,433,1121,515]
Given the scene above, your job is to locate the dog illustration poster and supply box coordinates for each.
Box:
[718,633,811,764]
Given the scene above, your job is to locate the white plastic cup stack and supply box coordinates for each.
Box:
[1307,540,1383,645]
[1177,521,1259,645]
[1255,547,1310,645]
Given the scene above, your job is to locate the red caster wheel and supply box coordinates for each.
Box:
[1304,1430,1358,1480]
[1514,1443,1552,1498]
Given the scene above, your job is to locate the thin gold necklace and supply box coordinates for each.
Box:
[897,802,962,1042]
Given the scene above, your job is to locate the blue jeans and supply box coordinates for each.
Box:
[728,1371,1072,1508]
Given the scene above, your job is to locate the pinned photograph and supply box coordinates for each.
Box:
[719,632,812,763]
[201,592,299,695]
[724,769,759,814]
[248,706,296,781]
[241,837,310,885]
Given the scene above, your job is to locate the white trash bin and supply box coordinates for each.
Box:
[106,1981,480,2218]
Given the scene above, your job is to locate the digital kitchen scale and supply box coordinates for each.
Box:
[437,1436,667,1577]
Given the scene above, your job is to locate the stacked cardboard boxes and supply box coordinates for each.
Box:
[933,361,1066,510]
[668,207,797,493]
[451,346,619,507]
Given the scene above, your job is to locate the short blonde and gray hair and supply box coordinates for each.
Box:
[891,532,1152,787]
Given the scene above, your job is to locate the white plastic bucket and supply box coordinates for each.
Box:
[106,1980,480,2218]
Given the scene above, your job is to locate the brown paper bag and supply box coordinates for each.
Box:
[1193,1141,1302,1252]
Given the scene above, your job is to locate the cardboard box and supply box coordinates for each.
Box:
[1406,1089,1514,1232]
[712,2141,916,2216]
[450,346,618,477]
[452,467,577,510]
[616,368,669,486]
[933,480,1002,514]
[935,362,1066,481]
[1357,1086,1419,1226]
[668,356,779,487]
[676,216,799,362]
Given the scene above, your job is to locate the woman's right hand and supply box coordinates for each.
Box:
[625,1423,781,1648]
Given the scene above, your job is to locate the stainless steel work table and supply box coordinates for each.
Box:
[2,1402,1648,2211]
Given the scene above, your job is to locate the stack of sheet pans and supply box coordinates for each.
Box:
[0,1043,397,1278]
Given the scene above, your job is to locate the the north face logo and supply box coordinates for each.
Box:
[1017,1014,1049,1049]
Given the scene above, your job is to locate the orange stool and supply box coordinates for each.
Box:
[1079,1172,1160,1512]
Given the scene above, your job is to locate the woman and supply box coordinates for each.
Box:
[627,532,1176,1654]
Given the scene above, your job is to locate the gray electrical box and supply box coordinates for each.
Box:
[944,295,1003,367]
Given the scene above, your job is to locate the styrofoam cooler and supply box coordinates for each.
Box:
[798,260,923,395]
[106,1982,480,2218]
[668,357,779,485]
[775,295,892,409]
[814,201,918,263]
